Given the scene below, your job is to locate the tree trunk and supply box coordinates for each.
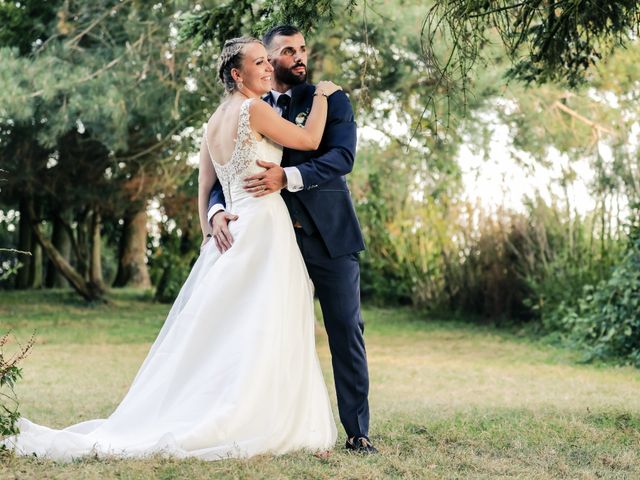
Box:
[31,219,105,302]
[29,234,43,288]
[28,200,43,288]
[15,197,33,289]
[89,210,105,290]
[75,210,89,279]
[113,208,150,288]
[45,213,72,288]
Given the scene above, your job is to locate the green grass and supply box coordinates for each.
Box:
[1,289,639,479]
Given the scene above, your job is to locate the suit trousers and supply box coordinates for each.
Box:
[294,227,370,438]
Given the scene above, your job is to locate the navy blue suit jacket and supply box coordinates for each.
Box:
[208,83,365,258]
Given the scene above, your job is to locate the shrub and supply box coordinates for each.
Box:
[0,332,34,452]
[355,163,622,327]
[149,229,198,304]
[563,210,640,365]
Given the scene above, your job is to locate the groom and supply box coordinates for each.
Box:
[208,25,376,454]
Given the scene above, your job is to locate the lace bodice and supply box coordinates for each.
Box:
[206,98,283,211]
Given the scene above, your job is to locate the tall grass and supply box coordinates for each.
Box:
[354,147,624,328]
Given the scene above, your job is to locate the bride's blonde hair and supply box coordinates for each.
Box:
[218,37,263,93]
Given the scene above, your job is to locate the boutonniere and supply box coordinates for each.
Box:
[295,109,310,127]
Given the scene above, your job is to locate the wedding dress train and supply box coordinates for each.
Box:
[4,99,337,461]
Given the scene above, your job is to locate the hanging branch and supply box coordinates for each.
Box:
[423,0,640,90]
[552,101,614,136]
[178,0,358,48]
[26,32,149,100]
[0,249,31,255]
[65,0,134,49]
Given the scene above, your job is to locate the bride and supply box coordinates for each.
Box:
[3,37,342,461]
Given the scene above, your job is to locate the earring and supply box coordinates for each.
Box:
[237,81,244,90]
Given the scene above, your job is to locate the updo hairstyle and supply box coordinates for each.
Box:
[217,36,263,93]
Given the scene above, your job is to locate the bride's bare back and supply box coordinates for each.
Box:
[206,97,262,166]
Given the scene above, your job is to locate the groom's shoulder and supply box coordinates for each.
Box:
[329,91,354,123]
[330,90,353,113]
[304,83,353,120]
[294,82,316,101]
[299,83,351,105]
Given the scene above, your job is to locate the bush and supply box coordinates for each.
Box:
[153,255,194,304]
[352,143,458,309]
[516,197,623,332]
[354,146,621,326]
[148,169,201,303]
[149,229,198,304]
[562,211,640,365]
[0,332,34,452]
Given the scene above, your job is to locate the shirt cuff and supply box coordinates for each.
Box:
[207,204,225,223]
[284,167,304,192]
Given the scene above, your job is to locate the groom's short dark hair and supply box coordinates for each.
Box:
[262,25,301,47]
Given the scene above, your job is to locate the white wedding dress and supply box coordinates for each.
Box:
[4,99,337,461]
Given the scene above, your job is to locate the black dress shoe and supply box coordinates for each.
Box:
[345,435,378,454]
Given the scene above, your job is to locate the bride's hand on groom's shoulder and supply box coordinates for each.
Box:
[316,81,342,97]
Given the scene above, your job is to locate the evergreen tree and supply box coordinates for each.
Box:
[0,0,211,299]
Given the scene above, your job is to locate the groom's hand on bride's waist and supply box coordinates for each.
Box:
[243,160,287,197]
[211,211,239,254]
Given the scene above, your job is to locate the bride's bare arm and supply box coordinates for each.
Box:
[249,81,341,151]
[198,134,217,244]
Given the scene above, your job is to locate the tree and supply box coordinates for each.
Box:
[0,0,209,299]
[424,1,640,88]
[183,1,640,119]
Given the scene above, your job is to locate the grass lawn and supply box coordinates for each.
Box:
[1,289,639,479]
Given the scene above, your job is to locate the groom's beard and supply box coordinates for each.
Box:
[275,61,307,86]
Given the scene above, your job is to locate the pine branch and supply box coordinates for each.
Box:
[115,111,200,162]
[25,31,148,100]
[65,0,134,48]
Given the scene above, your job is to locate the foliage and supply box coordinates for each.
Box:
[0,0,208,299]
[178,0,357,48]
[183,0,640,131]
[0,332,34,451]
[0,169,28,285]
[424,0,640,89]
[352,136,460,307]
[148,169,200,303]
[151,239,195,304]
[0,0,58,55]
[562,210,640,365]
[353,136,622,326]
[0,250,30,283]
[511,197,622,330]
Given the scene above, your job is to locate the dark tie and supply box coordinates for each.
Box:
[276,94,291,119]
